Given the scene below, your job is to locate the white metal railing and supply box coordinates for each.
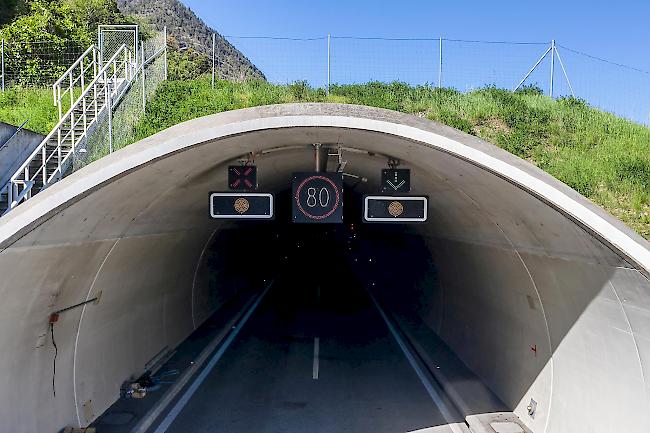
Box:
[52,45,101,119]
[4,45,134,212]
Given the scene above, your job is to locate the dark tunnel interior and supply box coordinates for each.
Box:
[92,185,507,433]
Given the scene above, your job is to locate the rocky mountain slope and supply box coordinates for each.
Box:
[116,0,265,81]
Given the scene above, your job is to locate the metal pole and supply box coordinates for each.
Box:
[212,33,216,89]
[549,39,555,98]
[107,82,113,154]
[438,37,442,88]
[163,27,168,80]
[1,39,4,92]
[327,34,331,95]
[513,44,552,92]
[141,41,146,112]
[554,45,575,97]
[313,143,328,172]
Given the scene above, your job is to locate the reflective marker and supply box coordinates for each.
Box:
[313,337,320,380]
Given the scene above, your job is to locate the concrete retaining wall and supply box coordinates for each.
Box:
[0,121,45,186]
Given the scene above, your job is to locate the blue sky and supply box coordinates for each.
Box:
[183,0,649,68]
[182,0,650,123]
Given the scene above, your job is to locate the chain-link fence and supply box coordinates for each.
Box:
[191,35,650,126]
[98,24,138,66]
[72,30,167,171]
[2,33,649,125]
[0,39,85,88]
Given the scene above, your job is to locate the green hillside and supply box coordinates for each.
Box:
[0,87,58,134]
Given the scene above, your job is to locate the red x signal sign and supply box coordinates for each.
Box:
[228,166,258,190]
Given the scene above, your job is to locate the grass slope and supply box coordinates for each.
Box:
[0,87,58,135]
[132,79,650,238]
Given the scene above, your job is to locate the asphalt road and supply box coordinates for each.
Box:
[162,270,453,433]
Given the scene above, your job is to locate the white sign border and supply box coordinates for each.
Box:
[364,195,428,223]
[209,192,274,219]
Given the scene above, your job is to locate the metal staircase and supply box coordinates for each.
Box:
[0,44,135,215]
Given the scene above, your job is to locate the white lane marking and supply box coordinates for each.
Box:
[313,337,320,380]
[152,283,273,433]
[367,291,463,432]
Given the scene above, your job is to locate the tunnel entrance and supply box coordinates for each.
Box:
[1,104,648,433]
[92,188,504,433]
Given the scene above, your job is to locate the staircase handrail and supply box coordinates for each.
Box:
[0,119,29,153]
[52,44,100,118]
[6,44,133,209]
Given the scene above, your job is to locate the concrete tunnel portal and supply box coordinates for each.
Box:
[0,103,649,433]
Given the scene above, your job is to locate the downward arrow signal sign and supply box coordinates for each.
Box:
[386,179,406,190]
[381,169,411,193]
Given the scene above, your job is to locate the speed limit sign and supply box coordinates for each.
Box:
[292,172,344,223]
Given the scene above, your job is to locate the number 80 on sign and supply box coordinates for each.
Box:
[292,172,344,223]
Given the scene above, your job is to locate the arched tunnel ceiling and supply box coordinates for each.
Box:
[0,103,649,433]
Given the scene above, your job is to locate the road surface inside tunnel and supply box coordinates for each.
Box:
[157,264,454,433]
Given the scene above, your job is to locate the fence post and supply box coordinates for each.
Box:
[327,34,331,95]
[438,37,443,88]
[107,82,113,154]
[163,27,168,80]
[549,39,555,98]
[1,39,4,92]
[212,33,216,89]
[141,41,146,112]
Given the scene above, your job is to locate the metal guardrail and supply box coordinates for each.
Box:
[0,119,29,153]
[52,45,101,119]
[1,27,168,215]
[4,45,134,212]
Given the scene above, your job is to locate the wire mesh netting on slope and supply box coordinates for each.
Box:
[71,31,167,172]
[0,39,85,87]
[188,35,650,126]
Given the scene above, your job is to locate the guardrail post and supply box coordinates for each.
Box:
[81,57,87,132]
[212,33,216,89]
[141,41,146,112]
[1,39,5,92]
[7,183,12,210]
[107,81,113,154]
[549,39,555,98]
[42,146,46,186]
[327,34,331,95]
[438,37,443,89]
[69,74,74,111]
[163,27,168,80]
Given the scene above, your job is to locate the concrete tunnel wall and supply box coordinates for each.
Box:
[0,103,649,433]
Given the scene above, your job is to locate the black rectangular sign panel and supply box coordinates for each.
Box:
[381,169,411,193]
[292,172,344,223]
[210,192,274,219]
[363,195,428,223]
[228,166,258,190]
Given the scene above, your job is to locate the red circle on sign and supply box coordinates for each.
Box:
[295,175,341,220]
